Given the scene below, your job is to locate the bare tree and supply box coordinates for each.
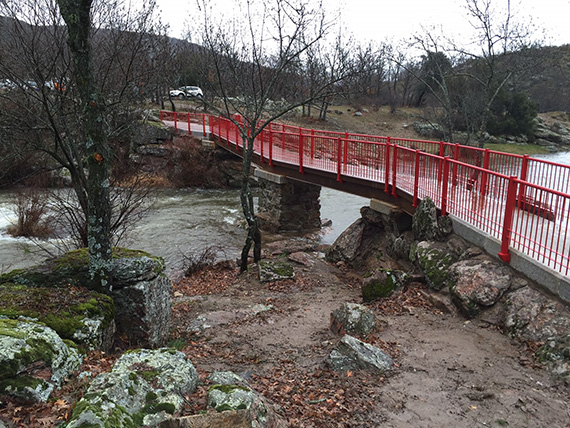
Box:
[0,0,167,287]
[192,0,352,272]
[455,0,538,144]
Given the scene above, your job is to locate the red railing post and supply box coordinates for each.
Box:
[480,148,490,196]
[202,113,206,136]
[343,138,348,172]
[269,128,273,166]
[518,155,529,208]
[311,129,315,160]
[392,145,398,198]
[441,157,450,215]
[384,138,391,194]
[160,110,164,121]
[298,132,304,173]
[187,113,191,134]
[498,176,519,263]
[438,141,444,183]
[413,150,420,207]
[174,112,178,131]
[452,143,459,187]
[337,138,342,182]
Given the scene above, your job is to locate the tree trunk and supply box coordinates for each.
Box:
[58,0,113,287]
[239,134,261,272]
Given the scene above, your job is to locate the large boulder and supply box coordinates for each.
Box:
[412,197,452,242]
[448,255,513,317]
[111,255,172,348]
[0,282,115,352]
[66,348,199,428]
[330,303,378,337]
[410,241,460,290]
[504,286,570,343]
[0,248,172,348]
[326,207,386,270]
[326,335,393,374]
[0,319,82,402]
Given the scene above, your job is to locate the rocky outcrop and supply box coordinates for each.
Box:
[330,303,378,337]
[0,248,172,348]
[410,241,461,291]
[66,348,199,428]
[0,319,82,402]
[504,286,570,343]
[326,207,387,270]
[448,255,513,317]
[412,197,452,242]
[0,282,115,352]
[326,335,393,374]
[535,117,570,147]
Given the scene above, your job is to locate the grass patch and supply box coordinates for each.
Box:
[484,143,550,155]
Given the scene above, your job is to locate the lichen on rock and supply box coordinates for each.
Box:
[0,318,82,402]
[66,348,198,428]
[330,303,378,336]
[326,335,393,374]
[258,259,295,282]
[0,283,115,352]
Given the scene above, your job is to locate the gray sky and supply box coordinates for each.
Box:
[155,0,570,47]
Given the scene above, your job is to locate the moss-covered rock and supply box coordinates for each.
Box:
[361,269,408,301]
[258,259,295,282]
[412,197,451,242]
[66,348,198,428]
[412,241,459,291]
[0,247,163,292]
[205,371,287,427]
[0,283,115,352]
[0,247,171,348]
[0,319,82,402]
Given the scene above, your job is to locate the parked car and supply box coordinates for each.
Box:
[0,79,16,90]
[169,86,203,99]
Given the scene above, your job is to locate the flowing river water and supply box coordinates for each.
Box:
[0,187,368,277]
[2,150,569,277]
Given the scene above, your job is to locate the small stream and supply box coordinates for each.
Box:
[0,187,367,276]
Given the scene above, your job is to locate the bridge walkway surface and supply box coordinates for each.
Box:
[161,112,570,303]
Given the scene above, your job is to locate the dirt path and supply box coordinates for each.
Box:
[171,252,570,427]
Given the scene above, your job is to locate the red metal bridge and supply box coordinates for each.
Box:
[160,110,570,279]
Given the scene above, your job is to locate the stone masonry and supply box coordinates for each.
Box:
[255,169,321,233]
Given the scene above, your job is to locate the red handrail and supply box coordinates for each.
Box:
[161,110,570,276]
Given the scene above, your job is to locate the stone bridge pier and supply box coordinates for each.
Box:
[255,169,321,233]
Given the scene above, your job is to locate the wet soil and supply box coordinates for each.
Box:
[171,250,570,427]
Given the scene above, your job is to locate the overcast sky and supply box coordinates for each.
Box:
[154,0,570,47]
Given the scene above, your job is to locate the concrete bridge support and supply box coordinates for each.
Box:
[255,169,321,233]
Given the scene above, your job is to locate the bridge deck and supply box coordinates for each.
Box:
[161,113,570,285]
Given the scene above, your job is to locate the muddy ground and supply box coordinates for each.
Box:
[170,246,570,428]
